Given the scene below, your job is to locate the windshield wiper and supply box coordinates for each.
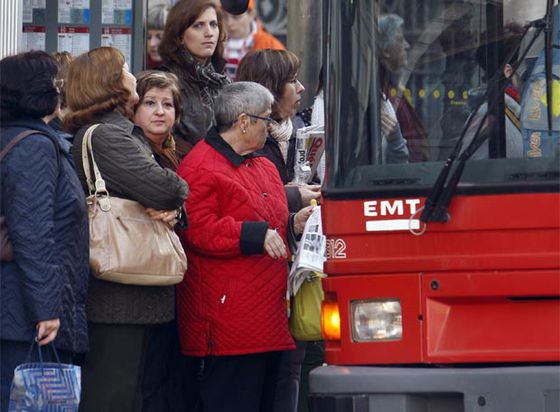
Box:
[420,15,548,223]
[545,0,554,133]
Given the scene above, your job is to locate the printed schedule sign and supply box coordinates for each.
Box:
[19,0,141,73]
[58,26,90,56]
[23,0,46,23]
[22,26,47,51]
[58,0,90,24]
[101,27,132,65]
[102,0,133,25]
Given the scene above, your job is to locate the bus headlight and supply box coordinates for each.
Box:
[351,299,402,342]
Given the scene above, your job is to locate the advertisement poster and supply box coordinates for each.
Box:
[101,27,132,64]
[102,0,133,25]
[58,26,90,56]
[22,26,47,52]
[23,0,47,23]
[58,0,90,24]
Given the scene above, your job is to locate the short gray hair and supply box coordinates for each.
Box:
[214,82,274,130]
[148,4,169,31]
[378,14,404,52]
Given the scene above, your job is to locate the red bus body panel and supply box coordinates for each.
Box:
[322,193,560,365]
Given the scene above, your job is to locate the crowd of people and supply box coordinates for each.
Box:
[0,1,320,411]
[0,0,532,411]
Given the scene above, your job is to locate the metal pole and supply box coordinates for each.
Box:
[287,0,322,109]
[0,0,23,58]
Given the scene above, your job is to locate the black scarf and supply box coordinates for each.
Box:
[166,49,231,107]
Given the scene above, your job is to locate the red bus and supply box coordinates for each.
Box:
[309,0,560,410]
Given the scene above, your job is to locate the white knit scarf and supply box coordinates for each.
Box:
[268,119,293,163]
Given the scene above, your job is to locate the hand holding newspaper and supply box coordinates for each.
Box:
[293,125,325,184]
[288,204,326,297]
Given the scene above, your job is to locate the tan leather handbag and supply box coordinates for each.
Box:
[81,124,187,286]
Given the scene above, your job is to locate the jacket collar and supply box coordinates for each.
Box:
[2,117,57,135]
[205,127,262,167]
[1,116,71,154]
[2,117,61,142]
[98,111,136,135]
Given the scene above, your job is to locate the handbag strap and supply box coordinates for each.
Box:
[0,130,43,161]
[80,124,101,195]
[26,337,62,375]
[81,124,112,211]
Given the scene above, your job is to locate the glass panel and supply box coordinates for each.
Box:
[326,0,559,191]
[145,1,174,70]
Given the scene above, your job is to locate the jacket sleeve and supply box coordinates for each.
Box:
[90,124,189,209]
[4,134,62,322]
[381,99,409,164]
[383,123,410,164]
[182,168,268,257]
[285,186,303,213]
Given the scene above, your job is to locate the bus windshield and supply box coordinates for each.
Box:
[325,0,559,195]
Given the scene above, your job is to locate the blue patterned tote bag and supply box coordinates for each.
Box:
[8,341,81,411]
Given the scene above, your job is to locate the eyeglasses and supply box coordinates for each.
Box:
[246,113,277,126]
[53,78,64,89]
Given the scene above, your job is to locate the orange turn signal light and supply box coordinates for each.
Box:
[322,300,341,341]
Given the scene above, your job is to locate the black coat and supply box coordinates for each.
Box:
[159,58,230,161]
[0,118,89,353]
[259,135,303,213]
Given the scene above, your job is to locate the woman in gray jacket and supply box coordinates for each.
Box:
[65,47,189,411]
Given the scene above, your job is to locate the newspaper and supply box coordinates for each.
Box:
[288,206,327,297]
[293,125,325,184]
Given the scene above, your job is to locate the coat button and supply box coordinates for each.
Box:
[263,192,268,197]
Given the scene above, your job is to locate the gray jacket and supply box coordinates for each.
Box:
[72,111,189,325]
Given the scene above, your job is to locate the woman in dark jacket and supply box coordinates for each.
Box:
[64,47,189,411]
[133,71,183,170]
[237,49,326,412]
[132,70,196,411]
[159,0,231,160]
[237,49,321,212]
[0,51,89,410]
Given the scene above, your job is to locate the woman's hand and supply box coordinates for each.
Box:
[294,205,315,235]
[264,229,287,259]
[36,318,60,346]
[381,110,397,137]
[298,184,321,206]
[146,207,180,228]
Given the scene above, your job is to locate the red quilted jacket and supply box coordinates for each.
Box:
[176,130,295,356]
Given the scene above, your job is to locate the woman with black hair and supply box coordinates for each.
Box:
[0,50,89,409]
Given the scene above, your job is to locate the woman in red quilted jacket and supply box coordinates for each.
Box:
[176,81,313,412]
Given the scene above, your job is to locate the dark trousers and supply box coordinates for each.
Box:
[1,339,73,412]
[297,341,325,412]
[197,351,282,412]
[273,340,307,412]
[79,322,175,412]
[167,351,201,412]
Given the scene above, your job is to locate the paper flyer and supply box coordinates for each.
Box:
[288,206,326,297]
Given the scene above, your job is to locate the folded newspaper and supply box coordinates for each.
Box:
[293,125,325,184]
[288,206,327,297]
